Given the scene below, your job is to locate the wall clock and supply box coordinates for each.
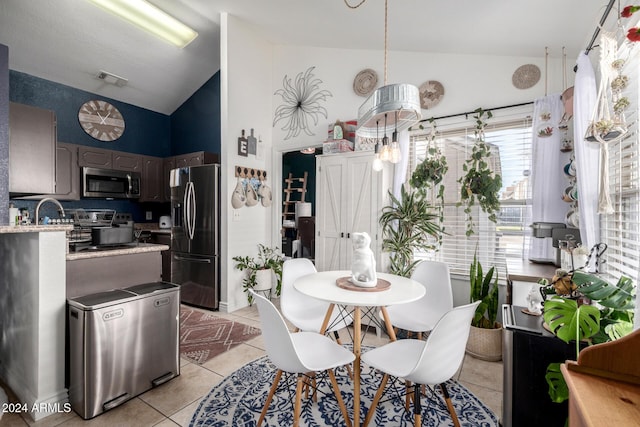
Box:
[78,100,125,142]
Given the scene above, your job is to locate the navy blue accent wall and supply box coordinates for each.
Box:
[170,72,220,156]
[10,71,171,157]
[7,69,220,223]
[282,149,318,216]
[0,44,9,224]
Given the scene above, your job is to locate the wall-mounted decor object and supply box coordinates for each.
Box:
[353,68,378,97]
[247,129,257,155]
[512,64,541,89]
[238,130,248,156]
[78,100,125,142]
[418,80,445,109]
[232,165,271,209]
[273,66,332,140]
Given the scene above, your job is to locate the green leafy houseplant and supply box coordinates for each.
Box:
[541,270,635,404]
[379,184,442,277]
[457,108,502,236]
[410,118,447,247]
[233,244,284,304]
[469,249,500,329]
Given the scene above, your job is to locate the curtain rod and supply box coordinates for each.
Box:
[584,0,617,54]
[418,101,534,123]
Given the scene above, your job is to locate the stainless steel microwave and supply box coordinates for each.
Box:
[82,167,141,199]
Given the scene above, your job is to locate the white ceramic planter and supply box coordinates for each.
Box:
[254,269,273,291]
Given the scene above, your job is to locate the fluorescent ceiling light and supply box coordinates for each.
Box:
[86,0,198,48]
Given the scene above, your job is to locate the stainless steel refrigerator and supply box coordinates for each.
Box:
[170,164,220,309]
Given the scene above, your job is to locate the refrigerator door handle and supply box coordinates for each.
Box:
[173,254,212,263]
[183,182,191,239]
[187,181,196,240]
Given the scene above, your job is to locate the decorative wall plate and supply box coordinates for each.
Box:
[418,80,445,109]
[512,64,541,89]
[353,68,378,97]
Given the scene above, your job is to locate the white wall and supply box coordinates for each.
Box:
[219,13,274,312]
[222,14,582,312]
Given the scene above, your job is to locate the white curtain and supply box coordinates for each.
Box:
[573,52,600,249]
[529,93,568,262]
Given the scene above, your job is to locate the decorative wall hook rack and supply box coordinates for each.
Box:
[235,165,267,181]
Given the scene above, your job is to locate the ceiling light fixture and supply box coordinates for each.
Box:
[300,147,316,154]
[353,0,421,142]
[96,69,128,87]
[86,0,198,48]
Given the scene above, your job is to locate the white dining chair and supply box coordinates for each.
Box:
[362,301,480,427]
[280,258,353,337]
[250,290,354,427]
[384,260,454,340]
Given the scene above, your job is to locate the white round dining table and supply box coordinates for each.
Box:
[294,270,425,426]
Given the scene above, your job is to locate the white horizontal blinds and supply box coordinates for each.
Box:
[409,107,533,283]
[599,40,640,284]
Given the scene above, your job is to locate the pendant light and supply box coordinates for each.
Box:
[355,0,422,142]
[372,119,384,171]
[390,110,401,163]
[380,113,390,162]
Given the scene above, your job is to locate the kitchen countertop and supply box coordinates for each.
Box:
[66,243,169,261]
[506,258,558,282]
[0,224,74,233]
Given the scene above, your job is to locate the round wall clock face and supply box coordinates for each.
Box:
[78,100,125,142]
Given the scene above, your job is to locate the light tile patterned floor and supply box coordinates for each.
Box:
[2,301,503,426]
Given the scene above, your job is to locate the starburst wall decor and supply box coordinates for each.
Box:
[272,66,332,140]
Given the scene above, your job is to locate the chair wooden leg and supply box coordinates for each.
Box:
[333,330,354,379]
[405,380,412,410]
[363,373,389,427]
[414,383,422,426]
[258,369,282,427]
[439,383,461,427]
[293,374,305,427]
[327,368,352,427]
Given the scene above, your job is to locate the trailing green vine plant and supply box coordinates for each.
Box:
[457,108,502,236]
[410,118,447,247]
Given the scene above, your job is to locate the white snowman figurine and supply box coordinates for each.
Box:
[350,232,377,288]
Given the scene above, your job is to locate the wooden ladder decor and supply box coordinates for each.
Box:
[282,172,308,220]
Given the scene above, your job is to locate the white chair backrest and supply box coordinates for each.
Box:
[409,301,480,385]
[280,258,324,317]
[251,290,308,373]
[411,260,454,315]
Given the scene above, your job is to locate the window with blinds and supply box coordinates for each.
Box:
[599,40,640,285]
[408,107,534,282]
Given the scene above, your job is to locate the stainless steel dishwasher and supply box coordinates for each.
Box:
[68,282,180,419]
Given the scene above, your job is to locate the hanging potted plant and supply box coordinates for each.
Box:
[379,184,442,277]
[465,248,503,361]
[410,118,447,247]
[457,108,502,236]
[233,244,284,304]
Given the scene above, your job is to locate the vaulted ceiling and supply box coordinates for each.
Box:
[0,0,611,115]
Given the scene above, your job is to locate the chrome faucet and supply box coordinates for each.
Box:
[35,197,65,225]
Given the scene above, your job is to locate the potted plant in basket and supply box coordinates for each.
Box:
[233,244,284,304]
[466,249,503,361]
[410,118,447,248]
[457,108,502,237]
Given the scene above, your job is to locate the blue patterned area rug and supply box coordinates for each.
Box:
[190,351,498,426]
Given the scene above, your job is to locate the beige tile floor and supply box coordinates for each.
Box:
[2,302,503,426]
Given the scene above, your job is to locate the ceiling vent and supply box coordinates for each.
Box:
[96,70,128,87]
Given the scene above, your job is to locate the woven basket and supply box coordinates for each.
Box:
[465,324,503,361]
